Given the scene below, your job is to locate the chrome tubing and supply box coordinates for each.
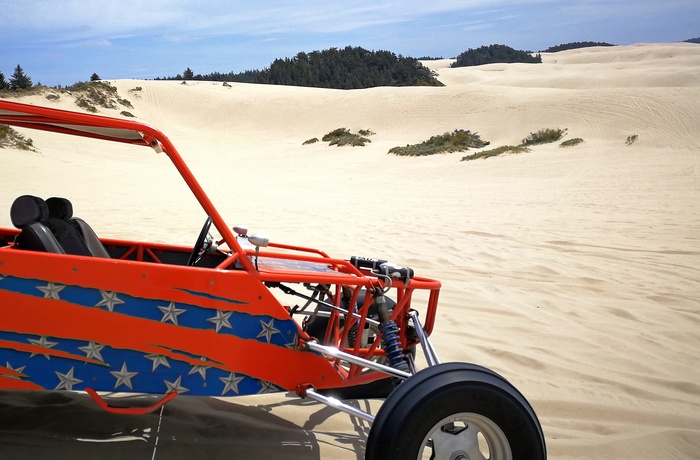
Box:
[303,388,375,423]
[409,310,441,367]
[305,341,411,380]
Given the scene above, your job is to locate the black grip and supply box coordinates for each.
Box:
[377,262,415,281]
[350,256,387,270]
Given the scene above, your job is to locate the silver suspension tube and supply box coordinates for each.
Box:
[409,310,441,367]
[303,388,375,423]
[305,341,411,380]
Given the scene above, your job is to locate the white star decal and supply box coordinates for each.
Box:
[188,357,210,380]
[55,367,83,391]
[110,362,138,390]
[28,336,58,359]
[206,310,233,333]
[158,301,186,325]
[257,318,281,343]
[257,380,278,394]
[37,282,65,300]
[4,361,26,379]
[220,373,245,395]
[145,354,171,371]
[78,341,105,361]
[95,291,125,312]
[164,375,189,394]
[285,333,299,350]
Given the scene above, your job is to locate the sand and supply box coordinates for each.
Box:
[1,42,699,458]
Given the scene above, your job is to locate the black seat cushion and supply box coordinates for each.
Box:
[46,197,110,258]
[10,195,65,254]
[46,197,92,256]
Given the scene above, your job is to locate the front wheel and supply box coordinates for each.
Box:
[365,363,546,460]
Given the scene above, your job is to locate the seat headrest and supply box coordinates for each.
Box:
[46,197,74,220]
[10,195,50,228]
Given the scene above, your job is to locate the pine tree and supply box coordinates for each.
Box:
[0,71,8,90]
[90,73,101,81]
[9,65,32,90]
[183,67,194,80]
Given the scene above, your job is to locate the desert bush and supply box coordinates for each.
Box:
[0,124,37,151]
[75,97,98,113]
[117,98,133,108]
[521,128,567,146]
[560,137,584,147]
[461,145,530,161]
[120,111,135,117]
[389,129,489,156]
[322,128,371,147]
[626,134,638,146]
[303,137,319,145]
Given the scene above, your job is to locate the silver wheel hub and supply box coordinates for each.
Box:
[419,412,512,460]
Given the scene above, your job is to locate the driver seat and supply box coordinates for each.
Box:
[10,195,66,254]
[46,197,110,258]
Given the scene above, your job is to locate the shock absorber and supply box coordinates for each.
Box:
[373,289,409,373]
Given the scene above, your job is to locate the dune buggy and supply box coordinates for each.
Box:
[0,99,546,459]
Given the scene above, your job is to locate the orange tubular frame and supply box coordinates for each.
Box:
[0,99,442,401]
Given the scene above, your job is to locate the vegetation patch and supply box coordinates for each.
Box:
[120,111,135,118]
[560,137,584,147]
[302,137,319,145]
[451,44,541,67]
[322,128,372,147]
[62,81,133,113]
[626,134,638,146]
[389,129,489,156]
[521,128,567,146]
[0,124,37,152]
[461,145,530,161]
[254,46,443,89]
[544,42,615,53]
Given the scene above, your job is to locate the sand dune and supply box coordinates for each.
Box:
[1,43,699,458]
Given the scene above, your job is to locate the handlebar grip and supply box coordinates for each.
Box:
[377,263,415,281]
[350,256,387,270]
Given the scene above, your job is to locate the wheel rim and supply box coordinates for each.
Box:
[418,412,512,460]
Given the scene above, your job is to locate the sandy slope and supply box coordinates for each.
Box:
[1,43,699,459]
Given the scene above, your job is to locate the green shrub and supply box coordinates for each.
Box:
[521,128,567,146]
[461,145,530,161]
[322,128,371,147]
[75,97,98,113]
[120,111,135,117]
[389,129,489,156]
[303,137,319,145]
[117,98,133,109]
[0,124,37,151]
[626,134,638,146]
[560,137,584,147]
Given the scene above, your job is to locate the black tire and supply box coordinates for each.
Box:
[366,362,546,460]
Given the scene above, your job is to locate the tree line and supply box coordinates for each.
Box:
[253,46,442,89]
[543,42,615,52]
[451,44,542,67]
[159,46,443,89]
[0,65,33,90]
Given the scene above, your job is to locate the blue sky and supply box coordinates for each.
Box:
[1,0,698,86]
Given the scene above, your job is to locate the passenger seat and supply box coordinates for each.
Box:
[46,197,110,258]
